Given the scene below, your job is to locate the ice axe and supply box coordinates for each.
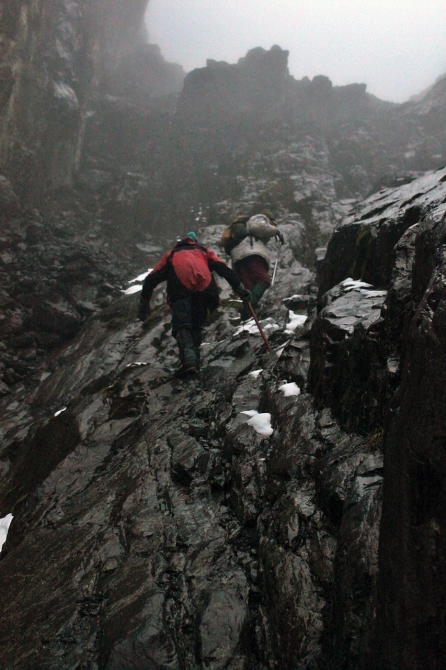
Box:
[248,303,274,354]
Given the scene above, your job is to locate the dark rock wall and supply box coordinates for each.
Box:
[0,0,150,202]
[1,0,90,198]
[313,167,446,669]
[373,208,446,670]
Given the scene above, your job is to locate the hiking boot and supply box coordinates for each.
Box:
[183,346,198,369]
[174,364,198,378]
[176,328,199,369]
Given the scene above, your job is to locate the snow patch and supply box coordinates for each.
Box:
[285,311,307,334]
[359,289,387,298]
[234,317,279,337]
[249,369,263,379]
[125,361,148,368]
[123,284,142,295]
[54,407,67,417]
[339,278,386,299]
[128,269,153,284]
[340,278,372,292]
[275,340,290,358]
[279,382,301,397]
[241,410,273,436]
[0,514,13,552]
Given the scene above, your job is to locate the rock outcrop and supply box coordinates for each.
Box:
[0,197,137,394]
[313,166,446,669]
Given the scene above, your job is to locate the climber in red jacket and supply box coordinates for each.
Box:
[138,232,251,376]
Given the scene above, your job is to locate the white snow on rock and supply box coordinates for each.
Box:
[123,284,143,295]
[128,269,153,284]
[360,289,387,298]
[279,382,301,397]
[264,322,280,333]
[234,318,279,337]
[339,278,387,299]
[125,361,148,368]
[123,269,154,294]
[54,407,67,417]
[249,369,263,379]
[0,514,13,552]
[275,341,290,358]
[234,318,257,335]
[285,311,307,334]
[340,278,373,292]
[241,410,274,436]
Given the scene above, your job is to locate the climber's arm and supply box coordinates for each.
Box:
[138,254,169,319]
[207,251,251,302]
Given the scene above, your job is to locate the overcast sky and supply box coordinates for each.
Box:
[146,0,446,102]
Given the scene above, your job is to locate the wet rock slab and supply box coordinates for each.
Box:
[309,282,387,432]
[0,248,383,669]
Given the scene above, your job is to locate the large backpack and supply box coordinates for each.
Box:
[221,214,277,253]
[246,214,278,242]
[221,216,250,253]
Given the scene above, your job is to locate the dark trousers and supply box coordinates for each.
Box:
[171,294,210,368]
[234,256,271,318]
[234,255,270,291]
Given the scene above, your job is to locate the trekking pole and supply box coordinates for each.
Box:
[271,239,281,286]
[271,258,279,286]
[248,303,274,354]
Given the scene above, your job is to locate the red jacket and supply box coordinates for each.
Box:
[141,238,242,305]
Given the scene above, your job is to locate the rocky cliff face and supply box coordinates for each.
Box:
[1,3,446,668]
[0,0,182,204]
[313,166,446,669]
[1,168,446,668]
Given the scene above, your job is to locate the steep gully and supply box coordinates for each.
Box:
[0,169,446,668]
[1,2,446,667]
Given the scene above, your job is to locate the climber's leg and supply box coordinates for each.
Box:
[175,327,198,374]
[250,281,271,309]
[234,257,271,320]
[171,297,198,375]
[190,293,210,369]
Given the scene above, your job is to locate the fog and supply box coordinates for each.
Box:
[146,0,446,102]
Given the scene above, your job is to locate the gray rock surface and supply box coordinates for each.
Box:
[0,233,380,669]
[309,281,388,432]
[317,168,446,669]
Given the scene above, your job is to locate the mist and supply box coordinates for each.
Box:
[146,0,446,102]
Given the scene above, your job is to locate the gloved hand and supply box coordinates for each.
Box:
[138,299,151,321]
[276,231,285,245]
[236,286,252,304]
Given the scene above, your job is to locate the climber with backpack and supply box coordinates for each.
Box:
[221,212,284,320]
[138,232,251,377]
